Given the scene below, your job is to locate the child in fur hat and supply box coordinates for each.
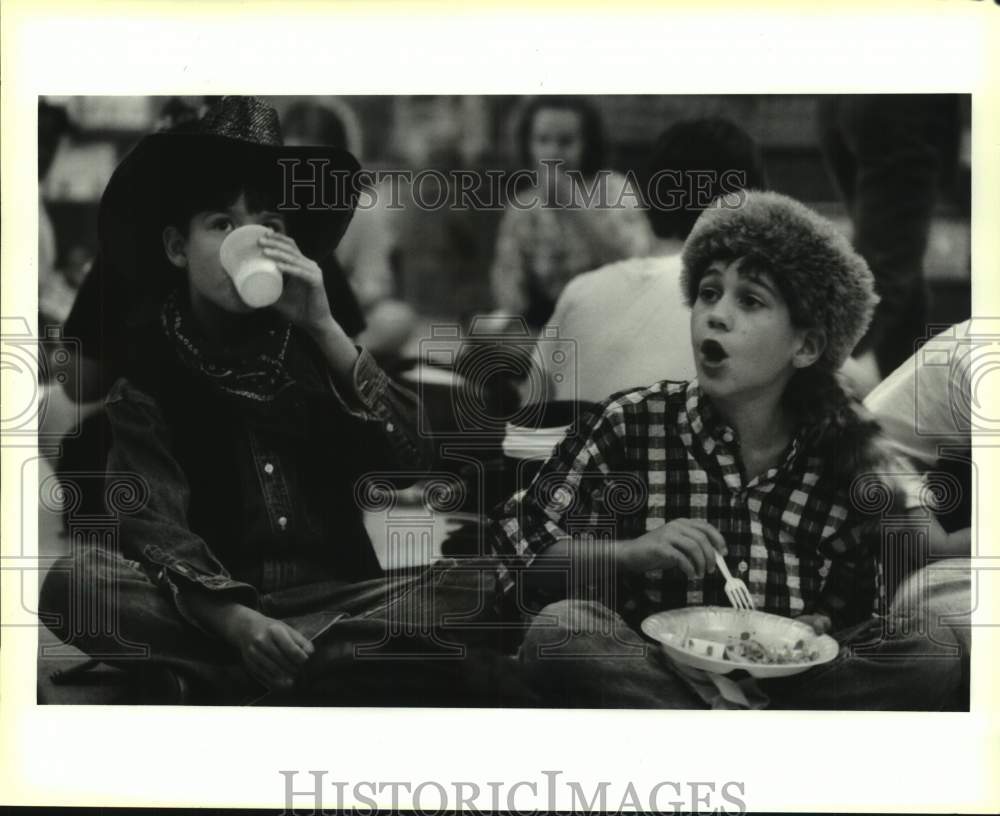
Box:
[491,191,964,709]
[40,98,528,705]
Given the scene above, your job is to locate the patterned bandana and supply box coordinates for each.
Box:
[161,289,293,402]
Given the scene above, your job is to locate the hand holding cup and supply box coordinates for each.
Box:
[220,224,284,308]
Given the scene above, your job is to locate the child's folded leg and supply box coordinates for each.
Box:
[519,599,703,708]
[762,565,970,711]
[39,546,254,701]
[259,558,531,705]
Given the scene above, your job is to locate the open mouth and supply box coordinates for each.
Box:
[700,339,729,365]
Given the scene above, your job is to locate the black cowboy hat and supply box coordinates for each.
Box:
[99,95,361,263]
[87,96,364,337]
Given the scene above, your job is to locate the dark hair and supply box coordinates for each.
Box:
[641,117,766,240]
[282,102,349,150]
[157,146,286,239]
[516,96,606,178]
[786,365,887,479]
[685,247,798,322]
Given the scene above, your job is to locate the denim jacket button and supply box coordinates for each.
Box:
[385,421,395,432]
[278,516,288,530]
[264,463,275,475]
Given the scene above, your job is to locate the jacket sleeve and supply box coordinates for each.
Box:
[323,347,435,481]
[103,378,260,625]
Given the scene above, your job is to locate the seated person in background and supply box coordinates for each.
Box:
[282,100,416,361]
[537,118,766,403]
[490,96,652,330]
[492,191,967,710]
[863,320,973,666]
[40,98,524,706]
[865,318,973,555]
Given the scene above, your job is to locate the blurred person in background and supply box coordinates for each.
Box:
[864,320,973,564]
[819,95,962,397]
[38,100,83,329]
[283,101,416,362]
[862,320,973,710]
[490,96,652,330]
[537,117,767,403]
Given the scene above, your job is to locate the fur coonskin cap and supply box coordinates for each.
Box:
[680,190,879,371]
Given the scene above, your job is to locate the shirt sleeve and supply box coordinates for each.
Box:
[489,400,628,600]
[322,347,435,479]
[103,379,260,628]
[537,276,582,402]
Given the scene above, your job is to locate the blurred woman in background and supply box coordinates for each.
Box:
[490,96,652,329]
[283,101,416,362]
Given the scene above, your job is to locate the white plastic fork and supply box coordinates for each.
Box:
[715,551,755,611]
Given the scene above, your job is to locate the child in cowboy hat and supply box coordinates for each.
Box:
[40,97,527,704]
[492,191,967,710]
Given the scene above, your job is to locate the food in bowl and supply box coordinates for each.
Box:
[724,631,820,665]
[680,631,820,665]
[642,607,839,678]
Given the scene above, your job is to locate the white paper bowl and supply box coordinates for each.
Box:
[641,606,840,679]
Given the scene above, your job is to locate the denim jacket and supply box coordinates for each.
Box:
[103,329,432,623]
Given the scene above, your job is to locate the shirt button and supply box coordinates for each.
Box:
[737,560,749,574]
[386,422,395,432]
[722,430,734,443]
[264,463,274,475]
[278,516,288,530]
[819,565,830,578]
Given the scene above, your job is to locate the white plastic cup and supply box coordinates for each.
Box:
[219,224,283,308]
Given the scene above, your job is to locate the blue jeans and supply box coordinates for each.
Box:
[519,560,970,710]
[39,549,537,706]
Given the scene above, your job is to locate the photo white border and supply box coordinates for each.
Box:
[3,1,999,811]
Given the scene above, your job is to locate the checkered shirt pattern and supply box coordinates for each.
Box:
[491,380,883,630]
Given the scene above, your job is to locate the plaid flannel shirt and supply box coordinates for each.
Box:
[491,380,884,630]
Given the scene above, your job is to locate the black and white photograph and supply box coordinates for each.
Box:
[31,90,975,712]
[3,2,998,814]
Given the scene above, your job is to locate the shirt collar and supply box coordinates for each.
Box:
[685,380,730,440]
[684,379,806,478]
